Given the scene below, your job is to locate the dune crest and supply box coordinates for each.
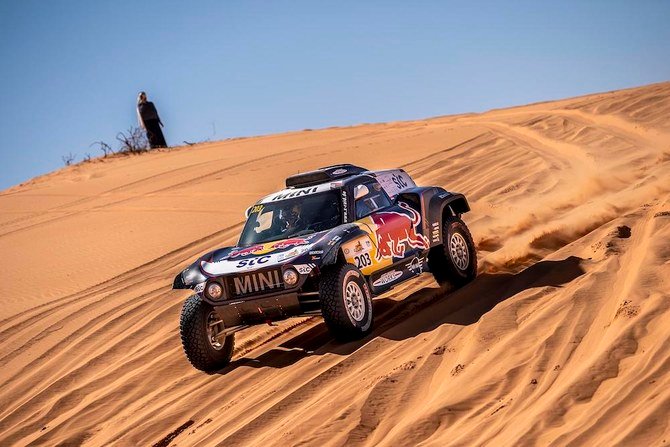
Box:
[1,82,669,446]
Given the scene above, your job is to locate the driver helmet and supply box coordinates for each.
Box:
[286,203,301,226]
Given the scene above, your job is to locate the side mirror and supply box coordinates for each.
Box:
[354,184,369,200]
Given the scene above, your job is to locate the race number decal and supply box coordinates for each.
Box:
[354,253,372,269]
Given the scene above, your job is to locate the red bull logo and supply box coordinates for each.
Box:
[370,202,429,261]
[229,245,263,258]
[229,238,310,258]
[270,238,310,250]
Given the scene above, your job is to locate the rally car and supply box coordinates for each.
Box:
[173,164,477,372]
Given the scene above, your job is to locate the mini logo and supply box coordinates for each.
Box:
[233,270,282,295]
[271,186,318,201]
[405,257,424,274]
[332,168,348,175]
[372,270,403,287]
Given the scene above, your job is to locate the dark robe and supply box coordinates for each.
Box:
[138,101,167,148]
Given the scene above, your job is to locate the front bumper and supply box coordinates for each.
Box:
[213,291,303,327]
[198,263,319,325]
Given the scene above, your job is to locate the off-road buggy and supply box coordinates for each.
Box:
[173,164,477,371]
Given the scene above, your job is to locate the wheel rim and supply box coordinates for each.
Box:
[206,311,225,350]
[449,233,470,271]
[344,281,365,322]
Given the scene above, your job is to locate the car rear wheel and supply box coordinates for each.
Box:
[428,216,477,287]
[319,263,373,341]
[180,295,235,372]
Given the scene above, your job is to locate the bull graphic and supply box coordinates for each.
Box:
[370,202,429,261]
[228,244,263,258]
[270,238,309,250]
[229,238,309,258]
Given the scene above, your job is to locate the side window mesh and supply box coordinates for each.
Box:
[355,182,391,219]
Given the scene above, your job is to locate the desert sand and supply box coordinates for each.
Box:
[1,82,669,446]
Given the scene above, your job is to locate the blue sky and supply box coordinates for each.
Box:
[0,1,668,190]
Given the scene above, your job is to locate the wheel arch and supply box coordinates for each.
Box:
[427,189,471,246]
[318,224,370,268]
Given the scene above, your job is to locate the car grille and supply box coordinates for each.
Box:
[226,268,285,298]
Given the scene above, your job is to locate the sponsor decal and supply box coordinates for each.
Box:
[229,238,310,258]
[236,255,271,268]
[438,192,449,198]
[309,250,324,255]
[431,222,440,243]
[372,170,416,199]
[295,263,316,274]
[259,183,333,204]
[372,270,403,287]
[327,235,342,246]
[229,244,263,258]
[341,190,348,221]
[272,238,310,250]
[353,240,370,253]
[277,246,310,261]
[332,168,348,175]
[405,257,425,274]
[391,173,409,190]
[370,202,429,261]
[233,270,282,295]
[194,282,206,294]
[270,186,319,201]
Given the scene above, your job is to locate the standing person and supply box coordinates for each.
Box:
[136,91,167,148]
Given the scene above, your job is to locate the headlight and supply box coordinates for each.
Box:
[283,268,299,286]
[206,282,224,300]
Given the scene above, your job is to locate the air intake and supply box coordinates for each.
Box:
[285,164,368,188]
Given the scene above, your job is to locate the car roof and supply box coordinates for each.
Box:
[255,166,416,205]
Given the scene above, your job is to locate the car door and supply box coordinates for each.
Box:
[345,179,425,275]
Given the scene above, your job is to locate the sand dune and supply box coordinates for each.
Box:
[1,82,669,446]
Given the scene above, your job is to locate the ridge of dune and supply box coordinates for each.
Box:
[1,82,669,446]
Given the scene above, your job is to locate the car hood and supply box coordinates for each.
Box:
[198,231,327,276]
[174,225,362,289]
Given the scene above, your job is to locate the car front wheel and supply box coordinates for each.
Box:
[319,263,374,341]
[180,295,235,372]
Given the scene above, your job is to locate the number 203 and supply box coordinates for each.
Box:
[355,253,372,268]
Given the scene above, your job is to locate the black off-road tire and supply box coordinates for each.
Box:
[319,263,374,341]
[180,295,235,372]
[428,216,477,287]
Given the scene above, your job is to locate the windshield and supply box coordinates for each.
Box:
[239,190,342,245]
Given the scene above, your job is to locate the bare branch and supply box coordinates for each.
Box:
[61,152,76,166]
[116,126,148,153]
[90,141,114,157]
